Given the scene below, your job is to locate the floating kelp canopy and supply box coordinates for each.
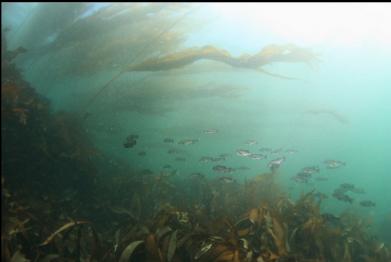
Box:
[82,43,319,116]
[126,44,320,79]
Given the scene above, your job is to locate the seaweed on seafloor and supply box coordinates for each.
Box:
[3,168,391,261]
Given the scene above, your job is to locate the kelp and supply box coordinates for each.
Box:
[2,26,390,262]
[2,28,100,196]
[53,4,190,75]
[80,4,198,117]
[119,240,144,262]
[39,220,89,246]
[2,170,390,262]
[126,44,320,80]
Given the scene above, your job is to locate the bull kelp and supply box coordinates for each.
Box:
[2,2,391,262]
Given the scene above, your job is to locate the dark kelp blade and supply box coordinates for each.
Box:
[39,220,89,247]
[155,226,173,243]
[10,250,29,262]
[119,240,144,262]
[145,234,163,261]
[167,230,177,262]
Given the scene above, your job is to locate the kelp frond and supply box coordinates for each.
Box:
[126,44,320,80]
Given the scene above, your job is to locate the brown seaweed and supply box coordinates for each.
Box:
[127,44,320,80]
[2,27,390,262]
[39,220,90,246]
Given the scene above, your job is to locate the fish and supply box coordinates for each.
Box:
[339,183,355,191]
[178,138,199,145]
[292,176,306,183]
[245,140,258,145]
[212,165,235,173]
[211,156,225,162]
[163,138,175,143]
[285,149,298,154]
[324,159,346,169]
[333,187,348,195]
[199,156,225,163]
[332,191,354,204]
[292,172,311,183]
[123,140,137,148]
[259,147,272,153]
[163,164,172,169]
[127,134,139,140]
[138,151,146,156]
[313,191,328,201]
[301,166,320,174]
[175,157,186,162]
[235,166,250,171]
[296,172,311,179]
[160,169,179,178]
[236,149,251,157]
[271,148,283,155]
[191,172,205,179]
[199,156,213,163]
[203,128,218,134]
[218,176,235,183]
[267,157,285,169]
[321,213,341,226]
[333,194,354,204]
[337,183,365,194]
[247,153,267,160]
[123,134,139,148]
[359,200,376,207]
[167,148,180,154]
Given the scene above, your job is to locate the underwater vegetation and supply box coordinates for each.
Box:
[127,44,320,80]
[2,40,390,261]
[9,3,319,116]
[16,3,192,76]
[2,3,390,262]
